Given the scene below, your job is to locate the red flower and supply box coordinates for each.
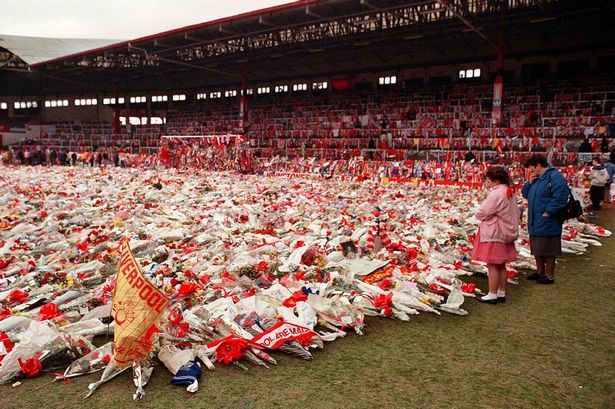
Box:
[76,241,89,252]
[377,279,393,291]
[177,281,199,297]
[167,308,183,326]
[103,354,111,365]
[405,247,419,260]
[255,261,269,272]
[77,272,90,280]
[428,283,447,295]
[39,303,61,321]
[296,332,316,347]
[0,257,9,269]
[210,335,249,365]
[19,353,43,378]
[282,291,308,308]
[199,274,211,285]
[282,298,297,308]
[40,272,53,285]
[175,322,191,338]
[373,293,393,317]
[8,289,28,304]
[0,307,11,321]
[461,282,476,294]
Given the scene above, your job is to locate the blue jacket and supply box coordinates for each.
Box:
[521,167,569,237]
[605,160,615,183]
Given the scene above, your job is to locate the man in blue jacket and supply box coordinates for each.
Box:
[604,149,615,203]
[521,154,569,284]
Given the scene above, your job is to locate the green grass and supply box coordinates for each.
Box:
[1,211,614,409]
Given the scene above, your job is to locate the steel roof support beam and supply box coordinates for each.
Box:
[435,0,496,48]
[219,25,239,35]
[258,16,278,28]
[184,33,204,42]
[305,5,324,19]
[128,43,238,77]
[35,0,559,70]
[130,2,437,59]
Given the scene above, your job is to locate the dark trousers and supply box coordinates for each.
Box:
[589,185,604,210]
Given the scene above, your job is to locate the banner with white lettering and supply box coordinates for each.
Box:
[250,322,319,350]
[111,238,170,368]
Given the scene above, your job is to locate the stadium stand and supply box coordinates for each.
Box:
[1,0,614,165]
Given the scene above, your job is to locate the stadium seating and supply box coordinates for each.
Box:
[36,79,614,162]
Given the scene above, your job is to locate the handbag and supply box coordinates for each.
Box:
[547,172,583,222]
[555,188,584,222]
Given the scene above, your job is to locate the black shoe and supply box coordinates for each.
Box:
[536,276,555,285]
[526,272,543,281]
[498,296,506,303]
[477,297,498,304]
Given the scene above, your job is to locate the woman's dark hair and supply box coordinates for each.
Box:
[485,166,510,186]
[523,154,549,168]
[593,156,603,165]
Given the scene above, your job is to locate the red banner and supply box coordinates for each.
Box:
[249,322,319,350]
[492,75,503,127]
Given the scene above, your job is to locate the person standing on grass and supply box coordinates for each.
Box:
[588,156,609,210]
[522,154,569,285]
[472,166,520,304]
[604,149,615,204]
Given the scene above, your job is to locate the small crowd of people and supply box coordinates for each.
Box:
[1,147,125,167]
[471,153,613,304]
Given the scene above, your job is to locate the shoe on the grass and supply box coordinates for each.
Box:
[477,295,498,304]
[526,272,543,281]
[536,276,555,285]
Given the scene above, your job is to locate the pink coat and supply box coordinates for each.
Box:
[476,184,520,244]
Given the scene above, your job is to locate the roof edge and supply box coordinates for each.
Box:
[30,0,319,68]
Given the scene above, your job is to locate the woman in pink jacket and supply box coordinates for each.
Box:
[472,167,520,304]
